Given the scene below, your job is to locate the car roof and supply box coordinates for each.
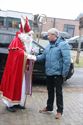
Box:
[68,36,79,41]
[59,31,71,39]
[68,35,83,41]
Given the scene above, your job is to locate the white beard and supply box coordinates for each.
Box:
[18,33,33,54]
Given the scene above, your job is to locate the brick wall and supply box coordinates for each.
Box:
[42,17,79,36]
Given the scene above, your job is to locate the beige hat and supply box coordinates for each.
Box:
[48,28,59,37]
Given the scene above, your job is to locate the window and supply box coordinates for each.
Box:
[0,33,15,44]
[6,17,33,29]
[7,17,20,29]
[64,24,75,37]
[0,34,11,43]
[0,17,4,27]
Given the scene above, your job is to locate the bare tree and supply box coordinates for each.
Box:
[76,17,83,63]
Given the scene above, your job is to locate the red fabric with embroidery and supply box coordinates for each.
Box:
[0,33,25,102]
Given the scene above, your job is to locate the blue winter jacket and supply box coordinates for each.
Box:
[36,37,71,77]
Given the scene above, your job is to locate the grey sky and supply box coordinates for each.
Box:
[0,0,83,19]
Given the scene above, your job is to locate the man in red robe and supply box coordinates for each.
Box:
[0,17,35,112]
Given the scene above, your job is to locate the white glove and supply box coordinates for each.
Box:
[27,54,36,61]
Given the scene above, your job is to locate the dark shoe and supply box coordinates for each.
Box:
[6,106,16,112]
[13,104,25,109]
[39,107,52,113]
[55,112,62,119]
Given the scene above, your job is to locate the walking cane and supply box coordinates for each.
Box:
[24,61,34,107]
[24,93,27,107]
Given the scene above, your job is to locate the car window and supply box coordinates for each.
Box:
[38,39,49,48]
[32,41,44,55]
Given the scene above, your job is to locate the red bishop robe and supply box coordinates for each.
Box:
[0,32,28,103]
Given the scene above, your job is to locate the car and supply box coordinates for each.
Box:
[0,30,16,81]
[41,32,48,40]
[67,36,83,50]
[0,31,74,83]
[41,31,71,40]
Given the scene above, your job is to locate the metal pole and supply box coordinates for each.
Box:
[37,23,42,43]
[37,14,47,43]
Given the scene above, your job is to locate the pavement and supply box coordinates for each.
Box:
[64,68,83,87]
[0,85,83,125]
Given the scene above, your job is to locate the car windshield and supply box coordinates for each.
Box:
[0,31,48,55]
[37,39,49,48]
[32,41,45,55]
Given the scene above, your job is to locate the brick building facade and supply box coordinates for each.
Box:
[0,10,80,37]
[42,17,79,37]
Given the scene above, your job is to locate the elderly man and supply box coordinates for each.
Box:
[36,28,71,119]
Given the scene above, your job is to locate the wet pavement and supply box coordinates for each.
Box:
[65,68,83,87]
[0,39,83,125]
[0,85,83,125]
[0,66,83,125]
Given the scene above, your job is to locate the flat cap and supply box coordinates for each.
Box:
[48,28,59,37]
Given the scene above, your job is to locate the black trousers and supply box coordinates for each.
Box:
[46,75,63,114]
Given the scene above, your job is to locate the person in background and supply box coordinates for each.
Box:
[36,28,71,119]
